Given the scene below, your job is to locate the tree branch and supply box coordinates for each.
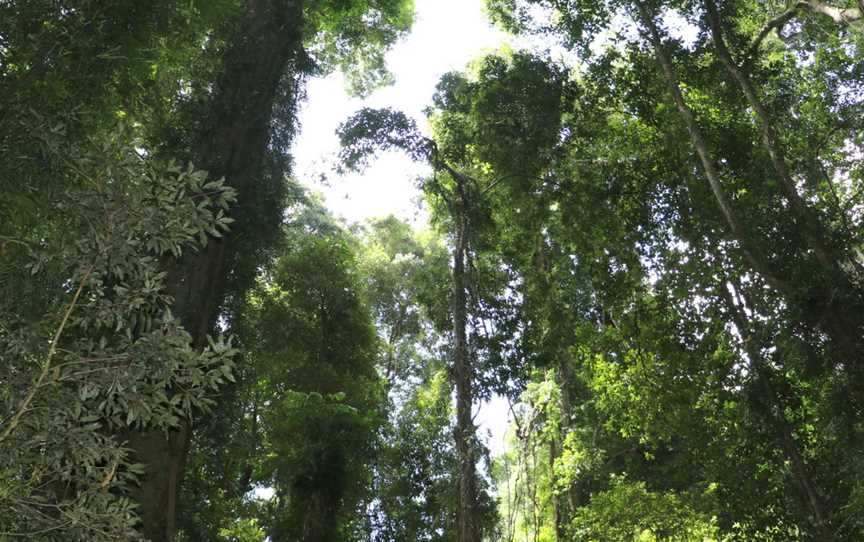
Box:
[797,0,862,24]
[745,8,801,64]
[0,266,92,444]
[633,0,790,293]
[746,1,862,66]
[705,0,845,278]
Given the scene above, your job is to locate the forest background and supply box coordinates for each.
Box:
[1,0,864,541]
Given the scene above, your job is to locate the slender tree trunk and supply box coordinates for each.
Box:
[709,0,843,265]
[549,436,564,541]
[634,0,864,398]
[452,183,481,542]
[555,357,581,526]
[125,2,304,540]
[704,0,838,272]
[702,0,864,384]
[631,0,788,294]
[720,283,832,537]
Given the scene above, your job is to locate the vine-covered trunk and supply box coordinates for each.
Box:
[125,1,304,540]
[452,192,481,542]
[554,357,580,535]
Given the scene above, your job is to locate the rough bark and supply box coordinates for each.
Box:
[125,1,305,540]
[452,180,481,542]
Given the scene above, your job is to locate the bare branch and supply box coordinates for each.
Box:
[0,266,92,444]
[797,0,862,24]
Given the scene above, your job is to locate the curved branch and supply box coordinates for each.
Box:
[705,0,845,278]
[632,0,789,293]
[797,0,862,24]
[746,1,862,65]
[745,8,800,64]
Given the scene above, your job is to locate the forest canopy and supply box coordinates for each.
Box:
[2,0,864,541]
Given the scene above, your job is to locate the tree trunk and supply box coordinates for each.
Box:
[125,1,304,540]
[452,183,481,542]
[702,0,864,392]
[631,0,788,294]
[704,0,838,271]
[555,356,581,525]
[720,283,833,537]
[634,0,864,403]
[549,436,564,541]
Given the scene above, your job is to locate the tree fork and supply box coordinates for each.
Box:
[634,1,864,387]
[124,1,304,540]
[703,0,847,279]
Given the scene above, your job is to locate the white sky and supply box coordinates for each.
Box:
[293,0,515,226]
[291,0,513,455]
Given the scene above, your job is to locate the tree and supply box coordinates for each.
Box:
[0,127,237,541]
[1,0,413,539]
[142,3,412,535]
[407,5,864,535]
[339,104,510,541]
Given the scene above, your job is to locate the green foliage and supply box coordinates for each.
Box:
[178,208,386,541]
[2,0,418,537]
[371,368,460,541]
[7,0,864,539]
[569,476,721,542]
[0,125,238,540]
[430,52,565,177]
[357,215,452,383]
[338,107,435,172]
[218,518,267,542]
[306,0,415,96]
[494,371,563,542]
[419,1,864,538]
[0,0,235,231]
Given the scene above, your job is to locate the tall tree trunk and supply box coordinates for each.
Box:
[702,0,864,385]
[126,2,304,540]
[631,0,788,294]
[555,356,581,527]
[720,282,832,537]
[452,182,481,542]
[549,436,564,541]
[704,0,840,274]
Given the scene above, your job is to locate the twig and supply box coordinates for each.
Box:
[0,235,31,249]
[745,1,863,68]
[0,521,74,538]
